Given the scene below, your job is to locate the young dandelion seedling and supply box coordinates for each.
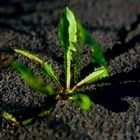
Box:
[3,7,109,125]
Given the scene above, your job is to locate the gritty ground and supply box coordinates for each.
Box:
[0,0,140,139]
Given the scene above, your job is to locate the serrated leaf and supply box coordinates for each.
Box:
[58,7,77,51]
[72,66,109,91]
[58,7,77,90]
[70,93,91,110]
[43,61,62,89]
[12,60,56,95]
[77,21,107,67]
[13,48,62,89]
[14,48,43,64]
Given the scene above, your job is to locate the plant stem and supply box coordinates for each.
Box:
[66,51,71,91]
[70,85,77,92]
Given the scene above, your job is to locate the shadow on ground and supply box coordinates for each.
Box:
[89,66,140,112]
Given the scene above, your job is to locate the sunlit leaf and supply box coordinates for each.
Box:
[2,112,20,127]
[70,93,91,110]
[58,7,77,90]
[14,49,43,64]
[72,66,109,91]
[43,61,62,89]
[13,49,62,89]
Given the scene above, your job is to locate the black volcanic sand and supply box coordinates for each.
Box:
[0,0,140,139]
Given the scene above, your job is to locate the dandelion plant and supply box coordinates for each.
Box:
[3,7,109,126]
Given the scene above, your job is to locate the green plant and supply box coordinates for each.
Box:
[3,7,109,125]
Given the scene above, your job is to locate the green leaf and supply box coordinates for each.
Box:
[77,21,107,67]
[22,107,53,126]
[22,117,34,126]
[43,61,62,89]
[39,107,53,117]
[14,48,43,64]
[58,7,77,90]
[70,93,91,110]
[2,112,20,126]
[72,66,109,91]
[12,60,56,95]
[13,48,62,89]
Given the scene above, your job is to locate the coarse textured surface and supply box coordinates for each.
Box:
[0,0,140,139]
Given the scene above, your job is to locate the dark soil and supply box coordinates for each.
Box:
[0,0,140,139]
